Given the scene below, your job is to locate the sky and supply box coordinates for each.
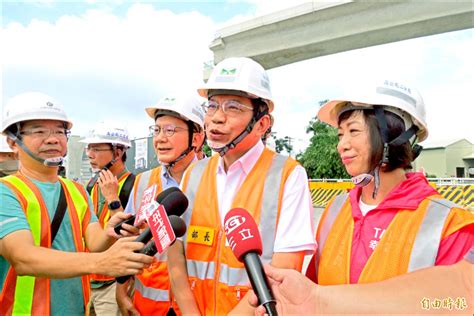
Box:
[2,0,473,155]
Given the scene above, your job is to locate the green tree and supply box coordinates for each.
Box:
[297,101,349,179]
[273,135,293,155]
[202,142,212,157]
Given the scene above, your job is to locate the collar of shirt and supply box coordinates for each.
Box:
[216,140,264,176]
[215,140,264,224]
[161,154,198,188]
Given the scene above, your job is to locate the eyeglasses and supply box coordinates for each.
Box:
[149,124,188,137]
[202,100,253,117]
[85,147,113,153]
[20,128,71,140]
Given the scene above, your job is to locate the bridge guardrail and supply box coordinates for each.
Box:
[309,179,474,211]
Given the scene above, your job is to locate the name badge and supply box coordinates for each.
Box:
[187,225,215,246]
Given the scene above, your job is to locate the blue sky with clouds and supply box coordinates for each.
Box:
[2,1,473,154]
[2,1,252,25]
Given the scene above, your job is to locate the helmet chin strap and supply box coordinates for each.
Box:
[160,147,193,170]
[352,106,420,199]
[160,121,197,170]
[5,131,64,167]
[209,112,263,157]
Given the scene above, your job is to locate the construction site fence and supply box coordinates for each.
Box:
[309,178,474,211]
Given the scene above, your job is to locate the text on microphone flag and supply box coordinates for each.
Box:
[147,203,176,254]
[135,184,158,225]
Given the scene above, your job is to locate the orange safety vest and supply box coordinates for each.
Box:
[0,174,91,315]
[316,193,474,285]
[89,171,133,282]
[180,148,298,315]
[130,167,180,315]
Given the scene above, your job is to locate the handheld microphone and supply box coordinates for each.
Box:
[115,226,153,284]
[115,192,188,284]
[158,190,189,217]
[224,208,278,316]
[140,215,187,255]
[114,186,181,235]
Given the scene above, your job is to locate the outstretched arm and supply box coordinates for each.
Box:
[251,260,473,315]
[167,240,201,315]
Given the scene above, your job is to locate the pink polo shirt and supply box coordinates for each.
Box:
[348,172,474,283]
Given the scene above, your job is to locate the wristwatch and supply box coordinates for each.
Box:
[108,200,122,210]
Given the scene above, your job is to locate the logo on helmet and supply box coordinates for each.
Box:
[215,68,238,83]
[46,102,54,107]
[383,80,412,94]
[220,68,236,75]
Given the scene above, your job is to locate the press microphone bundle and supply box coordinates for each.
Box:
[113,186,181,235]
[116,188,188,284]
[140,215,187,255]
[224,208,278,316]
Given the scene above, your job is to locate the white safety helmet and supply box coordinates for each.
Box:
[145,95,205,131]
[80,120,131,148]
[0,135,13,153]
[318,79,428,142]
[2,92,73,134]
[198,57,274,112]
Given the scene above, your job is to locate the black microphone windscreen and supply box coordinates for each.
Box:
[155,186,180,203]
[169,215,187,237]
[160,190,189,217]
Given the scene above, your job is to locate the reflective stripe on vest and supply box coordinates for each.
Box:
[260,154,287,262]
[185,259,250,287]
[314,194,348,278]
[0,175,90,315]
[181,158,209,240]
[186,259,215,280]
[133,167,162,212]
[134,277,170,302]
[408,197,453,272]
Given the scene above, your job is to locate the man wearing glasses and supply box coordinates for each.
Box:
[168,57,316,315]
[116,95,205,316]
[0,92,153,315]
[80,121,135,316]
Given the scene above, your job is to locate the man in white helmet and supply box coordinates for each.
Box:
[79,121,135,316]
[0,92,153,315]
[116,94,205,316]
[167,57,316,315]
[0,135,19,177]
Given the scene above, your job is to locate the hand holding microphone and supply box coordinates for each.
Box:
[140,215,187,256]
[224,208,278,316]
[113,187,181,235]
[116,188,188,284]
